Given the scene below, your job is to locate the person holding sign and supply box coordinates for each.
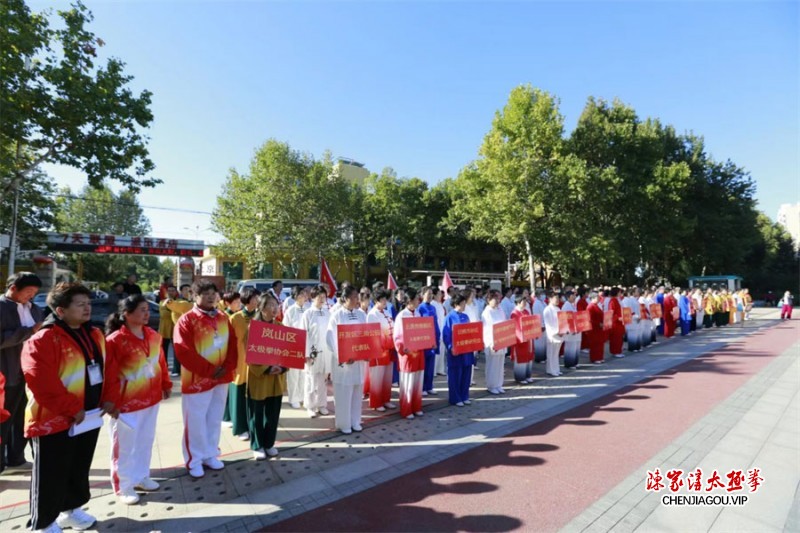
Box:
[300,286,332,418]
[366,290,397,412]
[607,288,625,358]
[586,292,606,364]
[561,291,581,369]
[622,288,642,353]
[510,296,535,383]
[229,288,261,441]
[417,286,441,397]
[542,291,564,377]
[326,286,368,434]
[442,293,475,406]
[663,288,678,338]
[393,288,426,419]
[22,283,116,532]
[246,294,288,460]
[481,290,508,394]
[432,288,448,378]
[531,290,547,363]
[173,280,238,478]
[103,295,172,505]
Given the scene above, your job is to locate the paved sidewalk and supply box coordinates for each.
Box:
[0,309,790,532]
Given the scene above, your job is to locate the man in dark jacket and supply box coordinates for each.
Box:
[0,272,43,473]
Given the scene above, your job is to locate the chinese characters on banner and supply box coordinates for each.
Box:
[622,307,633,325]
[492,320,518,350]
[516,314,542,341]
[650,304,663,319]
[245,321,307,370]
[574,310,592,332]
[671,306,681,321]
[452,322,484,355]
[402,316,437,351]
[337,322,382,364]
[603,310,614,330]
[557,311,572,335]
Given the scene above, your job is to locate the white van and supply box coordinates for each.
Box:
[236,279,321,300]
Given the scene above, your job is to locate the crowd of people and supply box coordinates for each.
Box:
[0,271,785,532]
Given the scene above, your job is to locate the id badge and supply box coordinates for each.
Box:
[87,363,103,386]
[212,334,225,350]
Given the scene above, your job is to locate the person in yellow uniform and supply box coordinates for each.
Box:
[246,293,287,460]
[164,284,193,376]
[703,289,715,328]
[158,285,178,372]
[228,288,260,441]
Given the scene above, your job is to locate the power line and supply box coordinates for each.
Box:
[45,192,214,216]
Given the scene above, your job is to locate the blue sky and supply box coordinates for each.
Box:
[35,0,798,244]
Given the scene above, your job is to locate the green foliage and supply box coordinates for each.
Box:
[0,167,55,250]
[0,0,157,194]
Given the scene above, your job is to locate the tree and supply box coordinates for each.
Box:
[0,167,55,254]
[452,85,567,289]
[53,184,160,286]
[1,0,157,195]
[212,139,352,277]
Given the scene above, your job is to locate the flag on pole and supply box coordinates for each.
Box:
[440,269,454,292]
[320,257,337,298]
[387,271,398,291]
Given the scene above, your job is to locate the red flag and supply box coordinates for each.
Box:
[440,270,453,292]
[387,271,398,291]
[319,257,337,298]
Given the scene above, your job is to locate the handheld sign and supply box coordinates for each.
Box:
[557,312,572,335]
[337,322,382,364]
[574,310,592,333]
[671,307,680,321]
[622,307,633,325]
[452,322,484,355]
[603,310,614,331]
[639,304,649,319]
[402,316,437,351]
[650,304,663,319]
[246,321,307,370]
[515,314,541,342]
[492,320,518,350]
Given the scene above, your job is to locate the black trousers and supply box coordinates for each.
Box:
[1,382,28,469]
[29,428,99,529]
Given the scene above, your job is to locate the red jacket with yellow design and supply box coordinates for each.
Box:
[173,306,237,394]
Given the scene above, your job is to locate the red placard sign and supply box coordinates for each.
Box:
[639,304,649,319]
[650,304,663,319]
[452,322,484,355]
[671,307,680,321]
[402,316,437,351]
[337,322,382,364]
[492,320,518,350]
[245,321,307,370]
[516,314,542,341]
[603,310,614,330]
[557,312,572,335]
[622,307,633,325]
[574,310,592,333]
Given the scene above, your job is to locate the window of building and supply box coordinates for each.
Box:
[253,262,273,279]
[222,261,243,281]
[308,265,319,280]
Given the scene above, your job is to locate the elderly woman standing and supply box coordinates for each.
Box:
[22,283,116,532]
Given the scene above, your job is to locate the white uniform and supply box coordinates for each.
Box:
[283,303,307,406]
[431,299,447,376]
[622,296,641,351]
[500,296,515,319]
[326,306,368,432]
[693,291,704,329]
[561,300,582,363]
[542,303,563,376]
[300,305,331,412]
[481,306,507,392]
[532,298,547,361]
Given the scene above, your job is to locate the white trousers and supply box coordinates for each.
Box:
[286,368,305,405]
[333,383,362,431]
[696,311,705,329]
[484,348,505,390]
[546,340,562,376]
[181,383,227,470]
[435,338,447,375]
[304,366,328,410]
[109,403,160,494]
[564,335,581,360]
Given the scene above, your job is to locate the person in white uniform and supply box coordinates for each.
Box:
[481,290,507,394]
[542,291,564,377]
[283,288,309,409]
[561,290,581,369]
[299,286,331,418]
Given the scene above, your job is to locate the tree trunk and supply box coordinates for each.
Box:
[524,238,535,292]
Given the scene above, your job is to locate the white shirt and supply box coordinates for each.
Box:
[543,303,563,343]
[367,306,394,344]
[17,301,35,327]
[300,305,332,374]
[393,308,418,353]
[481,306,507,350]
[465,302,480,323]
[622,296,640,321]
[500,297,515,319]
[283,303,306,329]
[326,306,368,385]
[431,300,446,333]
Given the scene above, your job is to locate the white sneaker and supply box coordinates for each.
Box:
[266,447,279,457]
[525,378,535,383]
[497,387,506,394]
[414,411,424,417]
[238,433,250,441]
[455,402,465,407]
[290,402,301,409]
[352,424,363,432]
[613,354,625,358]
[375,406,386,412]
[319,407,330,415]
[135,478,159,491]
[222,421,233,428]
[253,449,267,461]
[422,391,428,397]
[33,521,62,533]
[119,488,140,505]
[427,390,438,395]
[464,400,472,405]
[56,508,96,531]
[203,458,224,470]
[406,414,415,420]
[384,402,397,409]
[307,409,319,418]
[488,388,500,395]
[340,428,352,434]
[188,465,204,478]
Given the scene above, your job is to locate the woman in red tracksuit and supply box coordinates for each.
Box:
[587,292,606,364]
[607,288,625,358]
[104,294,172,505]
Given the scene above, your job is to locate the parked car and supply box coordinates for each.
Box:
[89,298,160,331]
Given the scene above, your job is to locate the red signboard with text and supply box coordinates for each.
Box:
[516,314,542,342]
[650,304,663,319]
[402,316,437,351]
[337,322,382,364]
[575,310,592,333]
[246,321,306,370]
[622,307,633,325]
[452,322,484,355]
[557,312,572,335]
[603,310,614,330]
[492,320,518,350]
